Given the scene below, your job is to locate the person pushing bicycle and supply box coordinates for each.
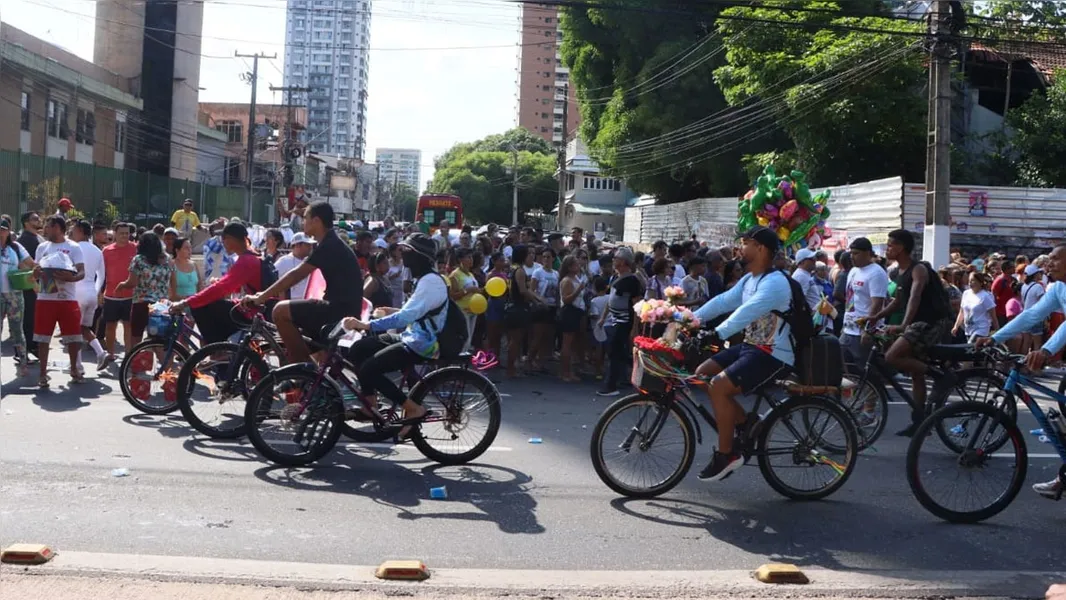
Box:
[975,243,1066,500]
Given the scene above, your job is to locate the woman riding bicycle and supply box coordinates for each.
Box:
[341,232,448,440]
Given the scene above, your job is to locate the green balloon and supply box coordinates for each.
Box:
[763,165,777,179]
[790,170,806,184]
[785,214,819,246]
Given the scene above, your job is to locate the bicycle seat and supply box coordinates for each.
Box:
[927,344,978,362]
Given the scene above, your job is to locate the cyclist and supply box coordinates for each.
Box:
[340,233,446,440]
[862,229,953,437]
[691,226,794,482]
[243,201,363,363]
[975,243,1066,500]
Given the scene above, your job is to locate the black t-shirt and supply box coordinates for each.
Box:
[897,260,951,324]
[17,230,39,261]
[307,229,363,309]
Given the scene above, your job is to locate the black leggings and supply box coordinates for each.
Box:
[347,333,422,405]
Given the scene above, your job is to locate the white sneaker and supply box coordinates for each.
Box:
[97,353,115,371]
[1032,477,1063,500]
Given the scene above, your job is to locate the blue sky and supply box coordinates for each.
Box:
[1,0,523,189]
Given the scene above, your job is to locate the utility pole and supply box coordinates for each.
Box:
[557,83,569,231]
[236,51,276,222]
[923,1,954,268]
[510,145,520,228]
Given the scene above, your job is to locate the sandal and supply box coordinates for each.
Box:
[393,408,434,443]
[38,375,50,388]
[70,371,87,384]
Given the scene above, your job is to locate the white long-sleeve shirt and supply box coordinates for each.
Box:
[76,241,105,295]
[994,280,1066,354]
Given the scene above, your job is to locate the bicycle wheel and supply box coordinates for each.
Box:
[934,369,1017,454]
[906,401,1026,523]
[118,339,191,415]
[176,342,270,439]
[244,365,345,467]
[410,367,502,465]
[335,363,396,444]
[809,365,889,453]
[590,393,696,498]
[757,396,858,501]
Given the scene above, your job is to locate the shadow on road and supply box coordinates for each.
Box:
[182,437,262,462]
[254,460,545,535]
[122,413,197,438]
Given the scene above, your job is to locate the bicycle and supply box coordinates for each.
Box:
[118,312,201,415]
[243,321,503,467]
[907,345,1066,523]
[589,336,859,500]
[836,330,1015,452]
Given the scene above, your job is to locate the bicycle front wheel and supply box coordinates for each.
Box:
[590,393,696,498]
[410,367,502,465]
[118,339,191,415]
[934,369,1016,454]
[244,367,345,467]
[757,396,858,501]
[177,342,271,439]
[907,401,1026,523]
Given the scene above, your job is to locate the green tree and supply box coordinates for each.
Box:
[393,183,418,222]
[429,129,558,225]
[1006,68,1066,187]
[560,1,756,204]
[714,1,927,185]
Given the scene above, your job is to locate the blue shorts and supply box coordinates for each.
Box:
[711,343,791,394]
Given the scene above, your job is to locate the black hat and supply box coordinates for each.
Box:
[399,232,437,263]
[740,226,780,253]
[849,237,874,253]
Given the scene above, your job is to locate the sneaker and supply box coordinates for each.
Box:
[1033,477,1064,500]
[896,422,919,437]
[698,449,744,481]
[97,353,115,371]
[596,389,620,397]
[856,411,878,427]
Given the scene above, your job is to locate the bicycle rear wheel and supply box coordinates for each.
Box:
[907,401,1026,523]
[757,396,858,501]
[410,367,502,465]
[118,339,191,415]
[590,393,696,498]
[244,367,345,467]
[177,342,271,439]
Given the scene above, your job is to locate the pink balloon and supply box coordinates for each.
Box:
[808,233,822,247]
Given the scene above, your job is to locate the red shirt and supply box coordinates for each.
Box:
[187,252,262,309]
[102,242,137,299]
[991,274,1013,321]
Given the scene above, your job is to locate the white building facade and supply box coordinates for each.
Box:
[375,148,421,192]
[283,0,370,158]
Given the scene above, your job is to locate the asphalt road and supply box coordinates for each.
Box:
[1,343,1065,576]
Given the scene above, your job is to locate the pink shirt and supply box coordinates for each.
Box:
[1006,297,1023,318]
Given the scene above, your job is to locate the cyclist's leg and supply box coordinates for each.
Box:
[695,345,743,452]
[189,300,240,345]
[273,299,335,363]
[350,334,426,428]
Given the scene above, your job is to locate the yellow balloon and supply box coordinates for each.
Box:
[485,276,508,298]
[468,293,488,315]
[777,226,790,241]
[757,216,770,227]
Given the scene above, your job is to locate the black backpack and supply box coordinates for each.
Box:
[258,255,279,292]
[419,274,469,360]
[771,270,819,355]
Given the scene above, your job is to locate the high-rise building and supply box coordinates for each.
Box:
[283,0,370,159]
[516,4,579,147]
[375,148,421,193]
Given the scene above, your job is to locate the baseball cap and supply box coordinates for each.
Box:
[795,248,817,263]
[58,198,73,209]
[290,232,316,245]
[1025,264,1043,276]
[164,227,180,236]
[849,237,874,253]
[739,226,780,254]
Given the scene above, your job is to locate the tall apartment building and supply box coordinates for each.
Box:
[283,0,371,159]
[516,4,579,147]
[375,148,421,193]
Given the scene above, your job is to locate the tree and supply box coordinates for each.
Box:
[393,183,418,222]
[713,1,927,186]
[429,128,558,225]
[1006,69,1066,187]
[560,1,757,204]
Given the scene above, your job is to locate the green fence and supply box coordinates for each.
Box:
[0,150,272,226]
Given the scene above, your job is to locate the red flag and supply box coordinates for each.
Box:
[304,269,326,300]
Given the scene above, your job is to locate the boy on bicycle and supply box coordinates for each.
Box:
[975,243,1066,500]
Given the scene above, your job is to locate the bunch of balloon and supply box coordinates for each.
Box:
[737,165,833,254]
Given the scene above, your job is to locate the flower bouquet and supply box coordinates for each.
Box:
[631,296,703,393]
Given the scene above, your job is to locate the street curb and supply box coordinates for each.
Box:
[2,551,1062,598]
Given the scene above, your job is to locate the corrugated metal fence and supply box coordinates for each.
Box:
[0,150,256,226]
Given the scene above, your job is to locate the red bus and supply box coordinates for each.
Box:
[415,194,463,232]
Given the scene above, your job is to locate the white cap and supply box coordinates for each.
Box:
[353,220,364,229]
[795,248,817,263]
[1025,264,1043,276]
[290,232,316,245]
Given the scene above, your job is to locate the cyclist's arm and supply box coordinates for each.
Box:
[992,285,1062,347]
[692,275,744,324]
[370,276,448,333]
[711,273,789,339]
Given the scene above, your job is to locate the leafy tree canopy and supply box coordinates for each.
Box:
[1006,68,1066,187]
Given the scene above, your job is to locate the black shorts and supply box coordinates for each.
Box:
[710,343,791,394]
[532,306,557,324]
[289,299,359,341]
[557,304,584,334]
[102,298,132,324]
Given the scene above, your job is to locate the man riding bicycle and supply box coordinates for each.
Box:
[691,226,794,482]
[976,243,1066,500]
[340,233,448,441]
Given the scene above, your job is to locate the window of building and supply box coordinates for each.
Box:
[545,16,553,23]
[115,121,126,153]
[75,108,96,145]
[216,120,243,143]
[223,157,241,186]
[20,92,30,132]
[541,85,550,91]
[46,99,69,139]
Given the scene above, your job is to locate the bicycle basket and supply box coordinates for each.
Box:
[147,313,175,338]
[631,349,683,394]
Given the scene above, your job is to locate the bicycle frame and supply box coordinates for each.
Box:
[148,315,201,377]
[1002,369,1066,460]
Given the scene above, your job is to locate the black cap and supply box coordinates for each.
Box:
[849,237,874,253]
[740,226,780,253]
[399,232,437,263]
